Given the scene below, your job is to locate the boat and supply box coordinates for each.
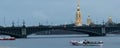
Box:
[0,36,15,40]
[70,40,103,46]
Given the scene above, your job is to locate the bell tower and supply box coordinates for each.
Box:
[87,14,92,26]
[75,0,82,26]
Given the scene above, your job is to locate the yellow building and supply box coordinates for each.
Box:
[105,16,114,26]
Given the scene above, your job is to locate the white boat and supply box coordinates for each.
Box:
[0,36,15,40]
[70,40,103,46]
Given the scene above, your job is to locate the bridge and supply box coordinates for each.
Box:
[0,25,120,38]
[0,0,120,38]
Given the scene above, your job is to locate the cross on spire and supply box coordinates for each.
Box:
[77,0,80,11]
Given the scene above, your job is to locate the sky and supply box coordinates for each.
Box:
[0,0,120,26]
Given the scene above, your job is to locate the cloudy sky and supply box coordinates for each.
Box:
[0,0,120,26]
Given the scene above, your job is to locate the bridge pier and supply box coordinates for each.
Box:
[20,27,27,38]
[88,27,106,36]
[101,27,106,35]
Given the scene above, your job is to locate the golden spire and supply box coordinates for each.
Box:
[75,0,82,26]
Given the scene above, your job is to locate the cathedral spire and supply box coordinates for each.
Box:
[75,0,82,26]
[87,14,92,26]
[108,16,113,23]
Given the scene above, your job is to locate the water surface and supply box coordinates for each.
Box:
[0,34,120,48]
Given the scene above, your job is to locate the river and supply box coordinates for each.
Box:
[0,34,120,48]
